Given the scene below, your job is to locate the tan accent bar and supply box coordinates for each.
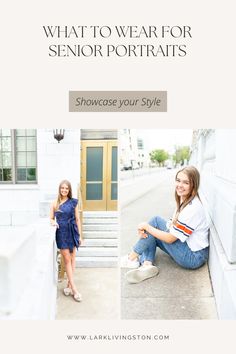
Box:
[69,91,167,112]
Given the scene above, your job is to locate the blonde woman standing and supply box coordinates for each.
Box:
[50,180,83,301]
[121,166,210,283]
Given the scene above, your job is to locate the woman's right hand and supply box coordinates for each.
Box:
[138,227,148,238]
[138,222,148,238]
[51,221,59,228]
[138,230,148,238]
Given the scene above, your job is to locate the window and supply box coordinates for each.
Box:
[0,129,12,182]
[0,129,37,183]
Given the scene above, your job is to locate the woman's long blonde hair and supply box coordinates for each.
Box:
[55,180,72,211]
[173,166,200,224]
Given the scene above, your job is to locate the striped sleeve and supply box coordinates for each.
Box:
[172,220,194,240]
[169,200,202,242]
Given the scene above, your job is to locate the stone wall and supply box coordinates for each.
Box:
[0,220,57,319]
[190,129,236,319]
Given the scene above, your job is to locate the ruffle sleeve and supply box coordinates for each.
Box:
[71,198,78,208]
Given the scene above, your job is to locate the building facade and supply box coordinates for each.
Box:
[0,128,118,318]
[0,129,118,224]
[190,129,236,319]
[120,129,149,170]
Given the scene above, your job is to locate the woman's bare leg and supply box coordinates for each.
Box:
[67,247,77,289]
[60,249,78,294]
[143,260,152,266]
[128,251,139,260]
[71,247,76,274]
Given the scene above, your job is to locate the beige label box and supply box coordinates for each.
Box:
[69,91,167,112]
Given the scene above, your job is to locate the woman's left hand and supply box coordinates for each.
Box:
[51,220,59,228]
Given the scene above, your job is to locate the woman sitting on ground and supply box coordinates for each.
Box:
[121,166,210,284]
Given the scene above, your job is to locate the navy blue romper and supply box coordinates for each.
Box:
[55,198,80,253]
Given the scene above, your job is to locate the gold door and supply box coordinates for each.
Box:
[81,140,117,211]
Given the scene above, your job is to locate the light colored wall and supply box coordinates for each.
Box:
[190,129,236,319]
[0,129,81,224]
[0,186,40,225]
[37,129,81,199]
[0,221,57,319]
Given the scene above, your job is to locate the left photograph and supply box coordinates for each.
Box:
[0,129,119,319]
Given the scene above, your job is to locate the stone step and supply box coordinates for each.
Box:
[79,211,118,267]
[77,247,118,257]
[83,217,118,224]
[83,224,119,231]
[82,231,118,239]
[83,211,118,218]
[76,256,118,268]
[82,238,118,247]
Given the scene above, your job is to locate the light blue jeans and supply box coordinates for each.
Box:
[133,216,209,269]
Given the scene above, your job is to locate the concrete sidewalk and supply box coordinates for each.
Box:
[56,268,119,320]
[120,172,218,320]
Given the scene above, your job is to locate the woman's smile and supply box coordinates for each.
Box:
[175,172,191,199]
[60,184,69,197]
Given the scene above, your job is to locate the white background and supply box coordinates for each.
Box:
[0,0,235,352]
[1,0,235,127]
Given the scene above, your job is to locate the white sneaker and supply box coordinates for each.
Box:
[120,255,140,269]
[125,265,159,283]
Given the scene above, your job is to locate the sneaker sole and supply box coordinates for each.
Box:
[125,266,159,284]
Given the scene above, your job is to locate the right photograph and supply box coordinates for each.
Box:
[119,129,236,320]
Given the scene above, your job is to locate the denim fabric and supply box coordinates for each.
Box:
[133,216,209,270]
